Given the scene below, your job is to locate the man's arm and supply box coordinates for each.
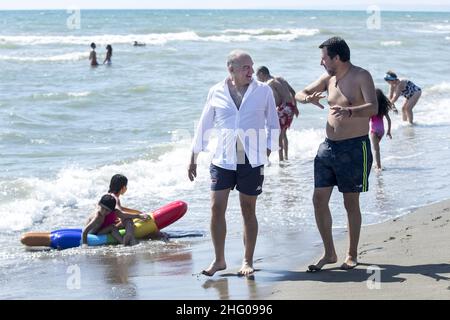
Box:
[265,88,281,153]
[331,70,378,119]
[188,88,215,181]
[295,73,328,109]
[188,152,199,181]
[285,81,296,102]
[268,80,286,107]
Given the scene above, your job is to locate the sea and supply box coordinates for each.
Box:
[1,9,450,299]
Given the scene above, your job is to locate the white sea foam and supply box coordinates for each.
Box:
[430,24,450,32]
[380,41,402,46]
[0,127,326,232]
[31,91,92,100]
[423,82,450,95]
[0,52,89,62]
[416,97,450,126]
[222,28,319,37]
[0,28,320,47]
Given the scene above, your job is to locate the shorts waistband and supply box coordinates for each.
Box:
[325,135,369,145]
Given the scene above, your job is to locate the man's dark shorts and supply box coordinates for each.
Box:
[210,157,264,196]
[314,135,373,193]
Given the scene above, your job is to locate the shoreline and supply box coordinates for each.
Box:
[2,199,450,299]
[265,199,450,299]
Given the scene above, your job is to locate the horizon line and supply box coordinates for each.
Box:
[1,8,450,12]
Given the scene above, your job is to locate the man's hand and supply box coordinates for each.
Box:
[330,105,352,120]
[305,92,326,109]
[188,163,197,181]
[387,132,392,139]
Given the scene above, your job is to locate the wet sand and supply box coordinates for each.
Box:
[266,199,450,300]
[2,226,320,299]
[6,200,450,300]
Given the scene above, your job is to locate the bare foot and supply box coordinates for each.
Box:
[237,260,254,276]
[307,254,337,272]
[201,260,226,277]
[341,255,358,270]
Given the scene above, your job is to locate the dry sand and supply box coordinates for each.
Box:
[266,199,450,299]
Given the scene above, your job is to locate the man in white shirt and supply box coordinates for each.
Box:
[188,50,280,276]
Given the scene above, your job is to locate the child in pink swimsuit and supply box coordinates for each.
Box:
[370,89,396,170]
[82,194,123,245]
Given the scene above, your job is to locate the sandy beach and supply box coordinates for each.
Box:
[267,199,450,300]
[2,8,450,300]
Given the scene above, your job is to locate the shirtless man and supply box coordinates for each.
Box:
[257,66,299,161]
[295,37,378,271]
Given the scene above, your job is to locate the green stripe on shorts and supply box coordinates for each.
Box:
[362,141,368,192]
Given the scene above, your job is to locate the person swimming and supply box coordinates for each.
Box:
[133,41,146,47]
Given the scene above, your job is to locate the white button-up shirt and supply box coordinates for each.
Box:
[191,78,280,170]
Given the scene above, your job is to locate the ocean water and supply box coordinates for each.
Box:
[1,10,450,299]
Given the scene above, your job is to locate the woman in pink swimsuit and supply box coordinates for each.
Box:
[370,89,396,170]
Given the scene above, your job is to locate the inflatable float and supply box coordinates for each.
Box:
[21,200,187,250]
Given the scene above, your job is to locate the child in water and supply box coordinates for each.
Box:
[370,88,397,171]
[89,42,99,67]
[82,194,124,245]
[108,174,152,246]
[82,175,151,246]
[103,44,112,65]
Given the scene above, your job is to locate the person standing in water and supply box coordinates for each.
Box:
[256,66,299,162]
[89,42,99,67]
[384,70,421,124]
[370,88,396,171]
[188,50,280,276]
[103,44,112,65]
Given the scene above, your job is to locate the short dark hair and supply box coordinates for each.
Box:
[256,66,270,76]
[319,37,350,62]
[99,194,116,211]
[108,174,128,193]
[90,42,96,49]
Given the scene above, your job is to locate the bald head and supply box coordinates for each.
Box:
[227,49,252,68]
[226,50,254,86]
